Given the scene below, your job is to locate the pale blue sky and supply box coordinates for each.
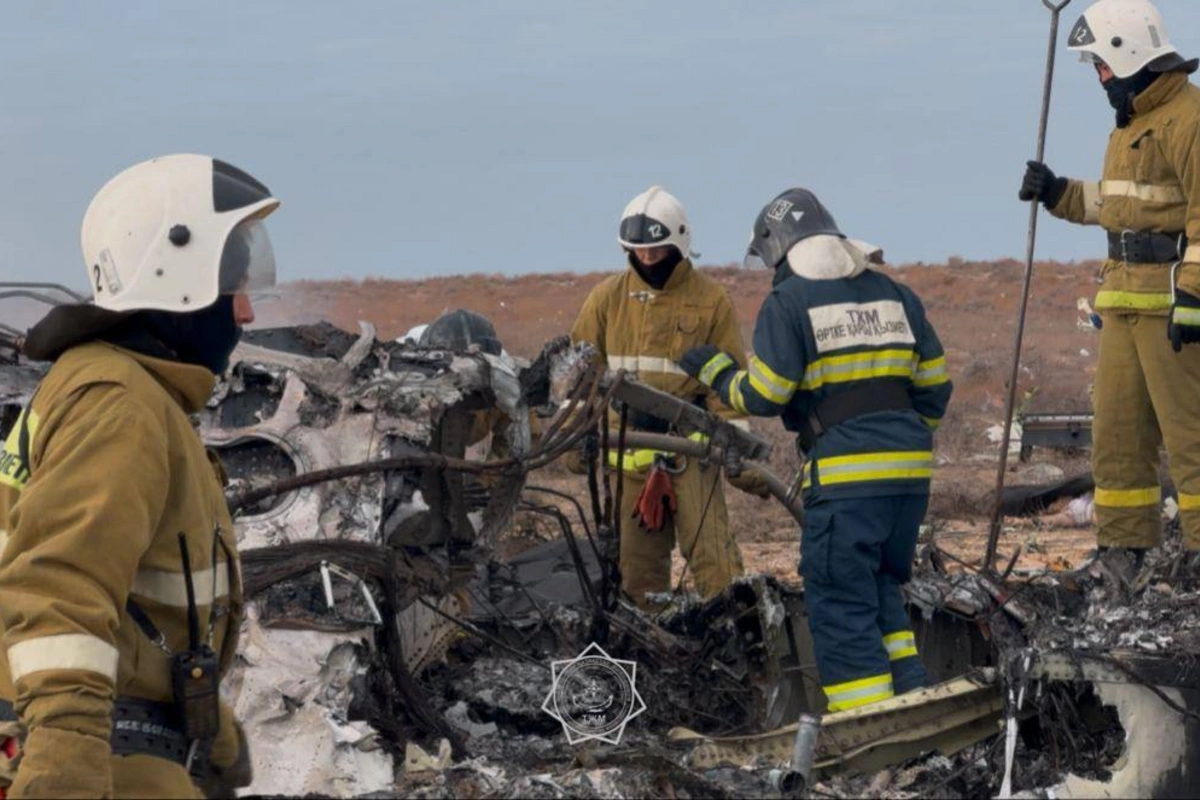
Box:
[3,1,1200,288]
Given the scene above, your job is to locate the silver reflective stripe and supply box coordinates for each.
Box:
[0,528,8,557]
[803,353,915,388]
[1185,245,1200,264]
[1101,180,1185,204]
[727,419,751,431]
[131,563,230,608]
[818,455,933,479]
[1081,181,1102,224]
[8,633,119,682]
[827,679,894,706]
[913,361,947,385]
[1175,307,1200,325]
[606,355,687,377]
[699,353,735,386]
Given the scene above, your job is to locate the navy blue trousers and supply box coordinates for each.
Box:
[800,493,930,710]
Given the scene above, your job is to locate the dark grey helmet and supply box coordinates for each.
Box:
[419,309,502,356]
[745,188,844,271]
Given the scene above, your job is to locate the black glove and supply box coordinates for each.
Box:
[679,345,737,388]
[520,334,571,406]
[1019,161,1068,208]
[1170,291,1200,352]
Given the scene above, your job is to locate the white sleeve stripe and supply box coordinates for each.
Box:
[8,633,119,683]
[131,563,229,608]
[606,355,688,377]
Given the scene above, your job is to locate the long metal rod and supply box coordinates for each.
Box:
[985,0,1072,575]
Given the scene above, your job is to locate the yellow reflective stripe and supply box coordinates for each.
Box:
[825,673,894,712]
[1175,307,1200,326]
[607,449,659,472]
[1101,180,1186,204]
[1081,181,1102,224]
[913,356,948,388]
[0,407,39,492]
[801,349,916,391]
[728,372,749,414]
[883,631,918,661]
[699,352,735,386]
[813,451,934,486]
[8,634,119,683]
[1178,493,1200,512]
[608,439,709,472]
[747,356,797,404]
[1094,486,1161,508]
[1185,245,1200,264]
[922,415,941,430]
[606,354,687,377]
[131,563,230,608]
[1094,291,1173,311]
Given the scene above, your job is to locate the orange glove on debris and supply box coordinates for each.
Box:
[632,465,676,532]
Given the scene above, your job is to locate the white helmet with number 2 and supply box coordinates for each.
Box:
[81,154,280,313]
[1068,0,1196,79]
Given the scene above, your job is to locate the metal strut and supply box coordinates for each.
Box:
[986,0,1073,575]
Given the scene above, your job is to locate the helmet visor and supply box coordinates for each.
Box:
[744,231,769,270]
[618,214,672,247]
[218,219,276,294]
[744,250,769,270]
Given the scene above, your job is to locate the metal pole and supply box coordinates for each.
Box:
[985,0,1073,575]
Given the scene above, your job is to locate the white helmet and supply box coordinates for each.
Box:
[617,186,691,258]
[1068,0,1196,79]
[81,154,280,313]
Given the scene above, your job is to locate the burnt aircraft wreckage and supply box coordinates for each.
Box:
[2,283,1200,798]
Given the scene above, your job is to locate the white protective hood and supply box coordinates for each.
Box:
[784,235,884,281]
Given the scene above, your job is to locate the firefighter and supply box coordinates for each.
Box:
[1020,0,1200,562]
[0,155,279,797]
[679,188,952,712]
[568,186,769,609]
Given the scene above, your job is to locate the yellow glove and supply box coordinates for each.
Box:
[727,466,771,499]
[8,726,113,799]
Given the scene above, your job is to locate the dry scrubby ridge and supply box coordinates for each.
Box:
[277,259,1103,534]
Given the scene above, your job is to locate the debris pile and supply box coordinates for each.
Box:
[5,315,1200,798]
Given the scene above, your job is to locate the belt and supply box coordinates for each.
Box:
[798,379,914,453]
[1108,230,1186,264]
[0,697,194,767]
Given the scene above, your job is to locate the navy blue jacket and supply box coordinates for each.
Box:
[711,269,952,500]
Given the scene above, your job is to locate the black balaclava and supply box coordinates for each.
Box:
[1105,66,1161,128]
[103,295,242,375]
[628,246,683,291]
